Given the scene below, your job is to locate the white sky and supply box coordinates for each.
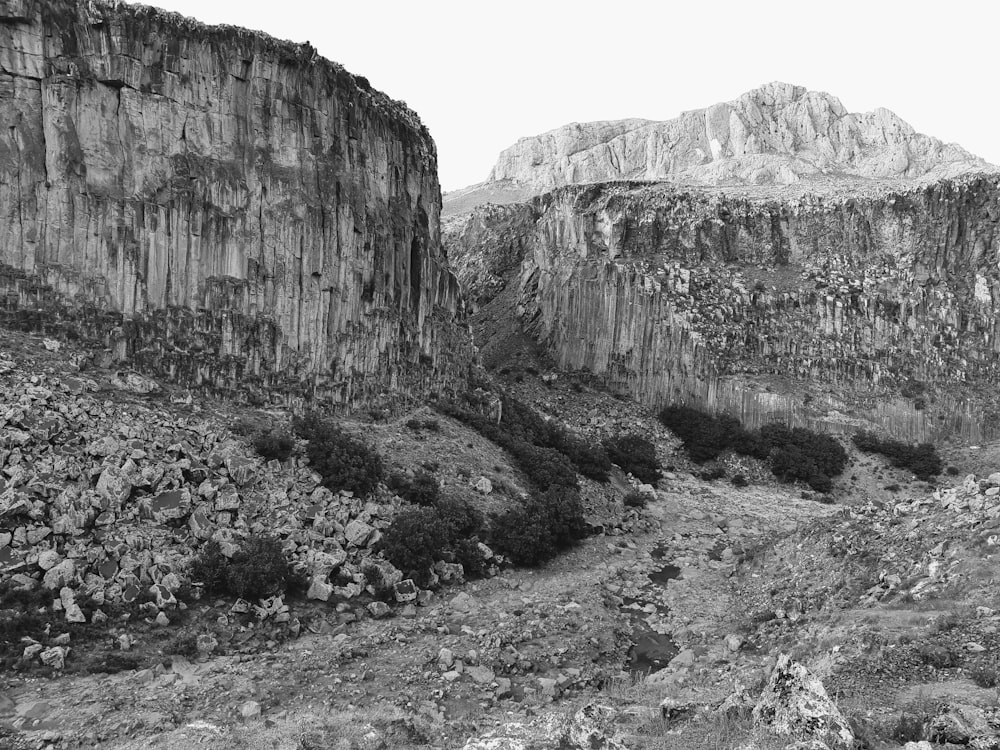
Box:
[126,0,999,191]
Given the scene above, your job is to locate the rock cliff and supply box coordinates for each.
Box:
[0,0,472,408]
[444,83,994,216]
[446,174,1000,443]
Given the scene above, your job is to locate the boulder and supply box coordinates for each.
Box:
[367,601,391,619]
[752,655,854,750]
[42,559,75,590]
[344,519,375,548]
[393,579,418,603]
[565,704,627,750]
[39,646,67,669]
[307,577,334,602]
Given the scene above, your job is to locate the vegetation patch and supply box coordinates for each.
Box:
[378,496,488,584]
[189,535,301,600]
[293,412,384,496]
[659,405,847,492]
[489,486,587,566]
[852,431,943,480]
[604,433,662,483]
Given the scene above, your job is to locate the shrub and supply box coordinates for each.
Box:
[293,412,384,496]
[189,536,298,600]
[970,661,1000,688]
[659,405,846,493]
[623,491,648,508]
[490,486,587,566]
[852,432,943,481]
[252,430,295,462]
[604,434,661,484]
[377,507,446,577]
[405,417,440,432]
[378,497,486,583]
[437,400,578,491]
[731,474,748,487]
[388,470,440,506]
[700,466,726,481]
[947,466,960,476]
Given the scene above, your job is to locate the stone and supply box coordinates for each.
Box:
[566,704,627,750]
[42,559,75,590]
[307,577,334,602]
[345,520,375,548]
[39,646,67,670]
[225,457,256,487]
[752,655,854,750]
[96,466,133,506]
[367,601,391,619]
[393,579,419,603]
[37,550,62,571]
[239,701,262,720]
[725,634,744,653]
[60,588,85,623]
[155,611,171,627]
[438,648,455,670]
[466,666,495,685]
[472,477,493,494]
[449,592,477,613]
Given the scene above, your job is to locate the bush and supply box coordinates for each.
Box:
[377,507,447,576]
[731,474,748,487]
[659,405,846,493]
[189,536,298,600]
[388,470,440,506]
[490,486,587,566]
[252,430,295,462]
[700,466,726,481]
[852,432,943,481]
[604,434,661,484]
[970,661,1000,688]
[405,417,440,432]
[378,497,486,583]
[623,491,648,508]
[438,400,578,491]
[293,412,384,496]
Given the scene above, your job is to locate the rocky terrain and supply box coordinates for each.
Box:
[2,3,1000,750]
[0,0,473,409]
[4,327,1000,750]
[443,83,994,215]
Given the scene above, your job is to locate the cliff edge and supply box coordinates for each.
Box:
[0,0,472,408]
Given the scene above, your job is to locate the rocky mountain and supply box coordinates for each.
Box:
[0,0,472,409]
[444,82,994,216]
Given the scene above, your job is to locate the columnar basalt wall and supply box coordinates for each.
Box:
[446,175,1000,442]
[0,0,472,407]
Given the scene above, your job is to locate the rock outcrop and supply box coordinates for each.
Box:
[446,173,1000,443]
[444,82,994,216]
[0,0,472,408]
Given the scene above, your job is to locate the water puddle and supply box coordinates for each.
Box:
[622,545,682,674]
[627,628,679,673]
[648,564,681,585]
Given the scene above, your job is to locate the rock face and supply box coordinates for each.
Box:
[446,174,1000,443]
[0,0,471,408]
[446,82,993,215]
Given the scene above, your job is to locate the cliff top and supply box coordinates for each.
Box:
[30,0,433,147]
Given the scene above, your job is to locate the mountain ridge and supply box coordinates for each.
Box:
[444,82,996,216]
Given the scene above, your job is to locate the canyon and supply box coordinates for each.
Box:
[0,0,472,409]
[445,86,1000,443]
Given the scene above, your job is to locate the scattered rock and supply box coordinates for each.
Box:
[752,655,854,750]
